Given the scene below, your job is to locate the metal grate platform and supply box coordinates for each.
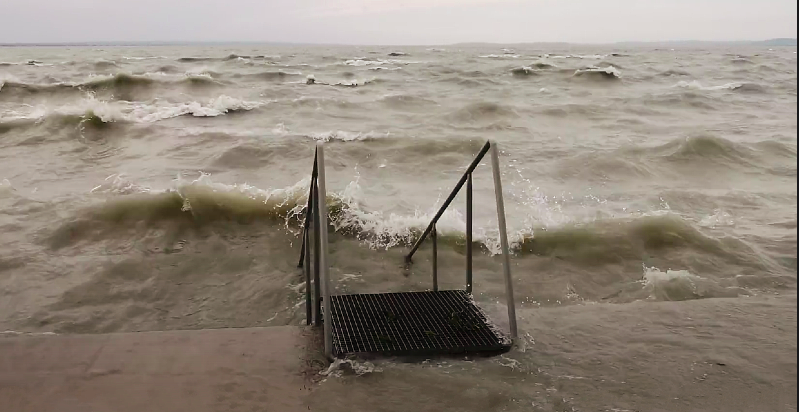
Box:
[328,290,511,358]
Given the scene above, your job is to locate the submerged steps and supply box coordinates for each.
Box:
[329,290,511,358]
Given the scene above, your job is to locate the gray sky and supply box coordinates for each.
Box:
[1,0,796,45]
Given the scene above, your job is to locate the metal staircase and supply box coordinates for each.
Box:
[298,141,517,359]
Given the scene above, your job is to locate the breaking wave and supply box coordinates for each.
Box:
[0,73,222,100]
[510,67,540,77]
[0,95,265,132]
[649,134,759,164]
[573,66,622,81]
[307,130,389,142]
[544,54,608,59]
[529,61,558,69]
[176,54,273,63]
[636,265,750,301]
[344,58,410,67]
[674,80,766,93]
[515,214,769,267]
[631,134,783,168]
[43,174,782,285]
[84,73,219,90]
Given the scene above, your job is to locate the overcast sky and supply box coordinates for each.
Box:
[1,0,796,45]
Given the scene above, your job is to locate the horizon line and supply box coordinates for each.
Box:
[0,38,796,48]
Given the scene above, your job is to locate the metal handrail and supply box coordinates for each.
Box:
[296,144,332,359]
[297,150,319,327]
[297,140,516,358]
[405,140,491,266]
[296,152,317,269]
[404,140,517,340]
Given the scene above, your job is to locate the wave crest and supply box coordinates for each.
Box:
[447,102,520,122]
[511,67,540,77]
[0,73,222,100]
[0,95,265,131]
[659,69,691,77]
[49,174,779,282]
[573,66,622,81]
[674,80,766,93]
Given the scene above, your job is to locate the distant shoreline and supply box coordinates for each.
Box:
[0,38,795,48]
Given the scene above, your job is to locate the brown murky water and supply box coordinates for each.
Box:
[1,44,796,411]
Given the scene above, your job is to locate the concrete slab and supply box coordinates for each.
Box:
[0,327,320,412]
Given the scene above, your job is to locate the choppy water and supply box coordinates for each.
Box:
[1,44,796,411]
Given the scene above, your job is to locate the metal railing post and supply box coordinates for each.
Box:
[311,179,322,326]
[489,142,518,340]
[466,173,473,294]
[298,153,318,268]
[304,224,312,325]
[312,178,321,326]
[316,142,333,359]
[432,226,438,291]
[298,232,307,268]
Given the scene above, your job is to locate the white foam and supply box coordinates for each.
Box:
[345,58,385,66]
[0,73,22,89]
[698,209,735,228]
[0,179,14,195]
[271,123,289,136]
[328,175,475,250]
[496,355,523,370]
[345,58,418,66]
[640,264,712,301]
[2,95,266,124]
[674,80,741,91]
[308,130,388,142]
[122,56,167,60]
[332,78,375,87]
[479,54,520,59]
[177,173,310,211]
[1,330,57,336]
[544,54,608,59]
[575,65,622,78]
[90,174,153,195]
[184,66,216,77]
[642,265,700,286]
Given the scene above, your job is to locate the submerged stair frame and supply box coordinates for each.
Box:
[298,141,518,359]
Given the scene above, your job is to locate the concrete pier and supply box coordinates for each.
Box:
[0,326,319,412]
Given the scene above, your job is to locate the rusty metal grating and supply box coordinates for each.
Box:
[328,290,510,358]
